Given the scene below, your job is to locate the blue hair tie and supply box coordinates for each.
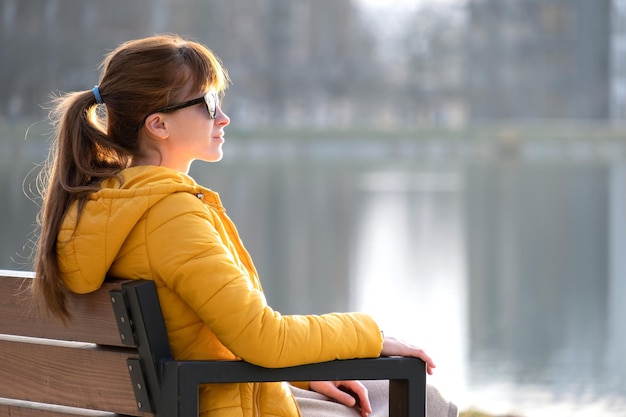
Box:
[92,85,104,104]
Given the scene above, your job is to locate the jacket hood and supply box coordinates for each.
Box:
[57,165,214,293]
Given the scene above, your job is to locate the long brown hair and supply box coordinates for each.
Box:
[33,34,229,320]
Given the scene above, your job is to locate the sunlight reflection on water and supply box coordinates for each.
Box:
[352,168,468,408]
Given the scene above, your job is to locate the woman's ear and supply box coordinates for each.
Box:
[143,113,169,140]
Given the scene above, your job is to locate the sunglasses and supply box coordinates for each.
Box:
[139,91,219,128]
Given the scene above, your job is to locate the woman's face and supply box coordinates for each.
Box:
[156,91,230,173]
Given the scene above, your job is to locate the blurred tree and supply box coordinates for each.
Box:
[0,0,150,119]
[466,0,611,121]
[0,0,382,128]
[401,4,468,127]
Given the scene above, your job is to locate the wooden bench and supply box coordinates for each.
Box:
[0,269,426,417]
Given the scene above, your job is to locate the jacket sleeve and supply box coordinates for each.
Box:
[145,192,383,368]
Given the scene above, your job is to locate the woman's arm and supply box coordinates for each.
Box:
[146,193,384,368]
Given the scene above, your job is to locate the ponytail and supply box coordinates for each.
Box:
[32,89,130,320]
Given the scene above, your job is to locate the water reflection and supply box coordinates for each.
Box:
[2,138,626,416]
[352,168,467,401]
[463,161,625,415]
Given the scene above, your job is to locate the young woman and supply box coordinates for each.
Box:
[32,34,457,417]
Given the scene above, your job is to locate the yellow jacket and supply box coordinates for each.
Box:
[57,165,383,417]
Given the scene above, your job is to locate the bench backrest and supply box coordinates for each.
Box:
[0,270,160,417]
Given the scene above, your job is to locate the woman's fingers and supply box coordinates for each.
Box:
[339,380,372,416]
[381,336,437,374]
[309,380,373,416]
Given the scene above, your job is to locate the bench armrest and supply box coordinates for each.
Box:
[159,357,426,417]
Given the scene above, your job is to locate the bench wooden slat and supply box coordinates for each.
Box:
[0,397,125,417]
[0,336,151,417]
[0,271,130,347]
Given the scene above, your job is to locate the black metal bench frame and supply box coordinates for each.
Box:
[116,280,427,417]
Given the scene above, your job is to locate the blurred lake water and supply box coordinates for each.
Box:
[1,133,625,416]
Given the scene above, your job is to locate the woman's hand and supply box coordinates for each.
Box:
[380,335,437,375]
[309,380,372,417]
